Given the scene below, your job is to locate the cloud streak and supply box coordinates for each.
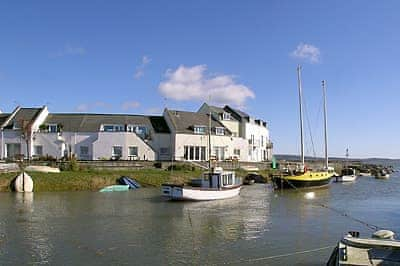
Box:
[290,43,321,63]
[158,65,255,107]
[122,101,140,110]
[74,101,112,112]
[134,56,151,79]
[51,44,86,58]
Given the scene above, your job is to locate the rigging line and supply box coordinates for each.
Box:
[302,97,317,158]
[218,245,336,265]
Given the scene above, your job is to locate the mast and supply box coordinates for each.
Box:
[322,80,329,169]
[297,65,305,167]
[208,106,212,171]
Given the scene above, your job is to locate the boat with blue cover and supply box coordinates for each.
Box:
[118,176,141,189]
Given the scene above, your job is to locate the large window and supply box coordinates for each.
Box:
[160,147,169,155]
[112,146,123,158]
[80,146,89,156]
[194,125,206,134]
[184,145,207,161]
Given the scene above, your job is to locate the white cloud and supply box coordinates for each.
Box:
[75,104,89,112]
[290,43,321,64]
[134,55,151,79]
[75,101,112,112]
[122,101,141,110]
[51,44,86,58]
[158,65,255,107]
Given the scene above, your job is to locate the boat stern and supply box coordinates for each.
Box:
[161,184,184,199]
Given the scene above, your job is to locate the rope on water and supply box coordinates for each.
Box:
[276,176,395,234]
[217,245,335,265]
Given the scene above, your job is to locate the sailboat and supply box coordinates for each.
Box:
[273,66,333,189]
[161,107,242,201]
[336,148,357,182]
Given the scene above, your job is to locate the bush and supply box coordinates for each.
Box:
[60,156,80,171]
[153,162,162,168]
[167,164,194,171]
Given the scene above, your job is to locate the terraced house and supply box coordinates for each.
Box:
[0,103,273,163]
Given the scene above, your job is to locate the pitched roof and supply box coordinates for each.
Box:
[165,109,231,135]
[3,108,43,129]
[0,113,10,128]
[44,113,170,133]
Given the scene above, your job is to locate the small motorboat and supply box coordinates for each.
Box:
[118,176,141,189]
[375,169,390,179]
[14,172,34,192]
[99,185,129,192]
[162,167,241,201]
[327,230,400,265]
[335,168,357,182]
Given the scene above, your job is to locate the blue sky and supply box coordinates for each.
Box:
[1,1,400,158]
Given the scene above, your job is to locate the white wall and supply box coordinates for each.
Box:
[93,132,155,160]
[245,119,271,162]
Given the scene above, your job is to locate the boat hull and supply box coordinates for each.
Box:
[162,184,241,201]
[99,185,130,192]
[14,172,34,192]
[335,175,357,182]
[375,174,390,180]
[273,171,332,189]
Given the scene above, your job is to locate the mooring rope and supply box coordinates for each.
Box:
[215,245,335,265]
[277,176,395,234]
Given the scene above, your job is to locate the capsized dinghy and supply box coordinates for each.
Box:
[118,176,141,189]
[99,185,129,192]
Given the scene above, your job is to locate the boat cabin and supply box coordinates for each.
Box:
[199,167,241,189]
[341,168,356,176]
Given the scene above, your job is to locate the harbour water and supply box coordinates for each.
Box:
[0,172,399,265]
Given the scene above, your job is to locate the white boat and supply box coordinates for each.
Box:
[162,168,241,201]
[375,169,390,179]
[327,230,400,265]
[14,172,34,192]
[335,168,357,182]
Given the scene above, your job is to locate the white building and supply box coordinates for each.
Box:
[0,104,272,163]
[198,103,273,161]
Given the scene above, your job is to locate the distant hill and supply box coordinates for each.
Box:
[274,154,400,166]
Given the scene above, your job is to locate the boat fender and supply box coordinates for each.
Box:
[372,230,395,240]
[347,231,360,238]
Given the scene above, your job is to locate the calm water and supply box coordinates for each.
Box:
[0,173,399,265]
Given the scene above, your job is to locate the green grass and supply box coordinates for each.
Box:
[0,169,203,192]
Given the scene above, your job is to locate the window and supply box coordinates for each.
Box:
[222,112,231,120]
[112,146,123,158]
[261,136,264,147]
[215,127,225,136]
[80,146,89,156]
[128,146,138,160]
[102,124,124,132]
[34,145,43,156]
[222,174,233,186]
[194,125,206,134]
[184,145,206,161]
[128,146,138,156]
[48,124,58,133]
[234,149,240,156]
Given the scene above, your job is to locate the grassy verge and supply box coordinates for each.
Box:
[0,169,203,192]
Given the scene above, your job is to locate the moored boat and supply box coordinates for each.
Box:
[14,172,34,192]
[335,168,357,182]
[272,67,332,189]
[162,167,241,201]
[375,169,390,179]
[327,230,400,265]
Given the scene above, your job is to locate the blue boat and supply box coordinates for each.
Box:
[118,176,141,189]
[99,185,130,192]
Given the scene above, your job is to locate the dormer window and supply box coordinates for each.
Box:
[222,112,231,121]
[48,124,58,133]
[194,125,206,134]
[102,124,124,132]
[215,127,225,136]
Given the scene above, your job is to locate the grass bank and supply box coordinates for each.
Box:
[0,169,203,192]
[0,167,276,192]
